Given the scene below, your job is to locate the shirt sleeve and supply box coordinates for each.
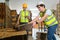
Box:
[45,9,52,15]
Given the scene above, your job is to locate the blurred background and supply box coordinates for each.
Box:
[0,0,60,40]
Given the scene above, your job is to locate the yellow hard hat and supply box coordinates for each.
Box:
[22,3,27,8]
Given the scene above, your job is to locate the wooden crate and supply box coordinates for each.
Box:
[11,22,16,26]
[11,17,17,22]
[0,3,6,19]
[0,19,4,23]
[0,29,27,40]
[10,10,17,27]
[6,4,11,28]
[36,32,47,40]
[0,19,4,28]
[10,10,17,16]
[0,3,11,28]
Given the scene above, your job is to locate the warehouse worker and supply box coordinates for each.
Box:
[16,3,32,30]
[16,3,32,40]
[29,1,58,40]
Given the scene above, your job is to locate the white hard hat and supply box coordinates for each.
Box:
[37,1,45,5]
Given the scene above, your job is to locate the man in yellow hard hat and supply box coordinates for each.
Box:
[29,1,58,40]
[16,3,32,31]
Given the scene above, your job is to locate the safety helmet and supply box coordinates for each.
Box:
[36,1,45,7]
[37,1,45,5]
[22,3,27,8]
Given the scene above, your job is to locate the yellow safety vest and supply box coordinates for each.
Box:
[40,10,58,28]
[20,10,29,23]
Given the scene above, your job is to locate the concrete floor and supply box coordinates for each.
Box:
[28,36,33,40]
[55,34,60,40]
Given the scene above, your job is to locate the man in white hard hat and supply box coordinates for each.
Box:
[29,1,58,40]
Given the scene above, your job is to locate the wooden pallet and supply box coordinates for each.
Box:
[36,32,47,40]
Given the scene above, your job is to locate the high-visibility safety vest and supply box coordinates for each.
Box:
[39,10,58,28]
[20,10,30,23]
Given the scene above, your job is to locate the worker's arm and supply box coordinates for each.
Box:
[39,9,52,23]
[29,11,32,22]
[29,16,39,24]
[38,14,48,23]
[16,14,20,25]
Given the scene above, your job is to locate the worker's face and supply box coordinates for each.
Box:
[23,7,27,10]
[37,6,44,12]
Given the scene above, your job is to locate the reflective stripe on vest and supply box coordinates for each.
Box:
[40,10,58,27]
[44,14,58,26]
[20,10,29,22]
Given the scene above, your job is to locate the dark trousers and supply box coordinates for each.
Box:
[20,22,29,40]
[47,24,58,40]
[20,22,27,30]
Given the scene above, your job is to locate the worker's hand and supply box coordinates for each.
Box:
[28,21,35,26]
[28,21,33,24]
[36,20,40,24]
[28,22,31,24]
[25,16,29,19]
